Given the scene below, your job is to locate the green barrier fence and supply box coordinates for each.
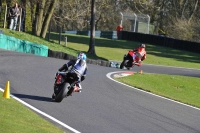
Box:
[0,34,48,57]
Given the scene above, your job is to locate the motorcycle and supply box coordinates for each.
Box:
[120,50,140,70]
[52,71,79,102]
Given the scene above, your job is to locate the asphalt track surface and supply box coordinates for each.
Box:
[0,49,200,133]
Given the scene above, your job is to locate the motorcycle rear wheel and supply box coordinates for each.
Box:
[55,83,70,102]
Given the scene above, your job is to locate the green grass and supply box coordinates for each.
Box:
[115,73,200,108]
[1,28,200,69]
[0,92,65,133]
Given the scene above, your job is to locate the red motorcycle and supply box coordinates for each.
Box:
[120,50,141,70]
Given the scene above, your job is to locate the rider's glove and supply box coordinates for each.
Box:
[55,71,61,77]
[81,76,85,82]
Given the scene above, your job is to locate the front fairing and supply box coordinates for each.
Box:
[128,50,134,57]
[124,52,133,61]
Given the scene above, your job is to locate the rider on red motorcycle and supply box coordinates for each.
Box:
[132,44,146,66]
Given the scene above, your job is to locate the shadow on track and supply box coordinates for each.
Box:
[12,93,52,102]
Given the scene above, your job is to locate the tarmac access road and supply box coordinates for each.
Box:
[0,49,200,133]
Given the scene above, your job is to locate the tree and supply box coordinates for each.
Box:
[40,0,58,38]
[29,0,58,38]
[123,0,200,42]
[88,0,96,55]
[3,0,199,43]
[35,0,45,36]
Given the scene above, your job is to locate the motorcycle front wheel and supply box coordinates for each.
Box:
[120,60,125,69]
[120,60,129,69]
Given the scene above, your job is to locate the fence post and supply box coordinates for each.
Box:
[18,8,22,32]
[65,36,67,46]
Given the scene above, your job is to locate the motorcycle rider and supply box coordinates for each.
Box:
[132,44,146,66]
[53,52,88,99]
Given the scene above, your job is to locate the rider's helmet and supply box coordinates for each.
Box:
[78,52,87,61]
[140,44,146,48]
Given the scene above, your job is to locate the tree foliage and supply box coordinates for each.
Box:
[123,0,200,42]
[1,0,200,42]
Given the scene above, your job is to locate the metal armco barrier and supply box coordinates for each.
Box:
[48,49,111,67]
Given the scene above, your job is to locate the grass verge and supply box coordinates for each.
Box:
[0,92,65,133]
[1,28,200,69]
[115,73,200,108]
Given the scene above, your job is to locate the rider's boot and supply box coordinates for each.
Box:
[137,60,142,66]
[73,86,81,93]
[133,59,142,66]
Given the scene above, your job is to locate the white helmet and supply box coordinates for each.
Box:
[140,44,146,48]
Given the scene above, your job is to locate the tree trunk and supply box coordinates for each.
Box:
[88,0,96,55]
[40,0,58,38]
[30,1,34,34]
[20,0,26,32]
[188,0,198,23]
[6,0,11,29]
[0,0,2,24]
[33,2,39,35]
[36,0,45,36]
[181,0,188,19]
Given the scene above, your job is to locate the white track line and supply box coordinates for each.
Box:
[106,71,200,111]
[0,88,81,133]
